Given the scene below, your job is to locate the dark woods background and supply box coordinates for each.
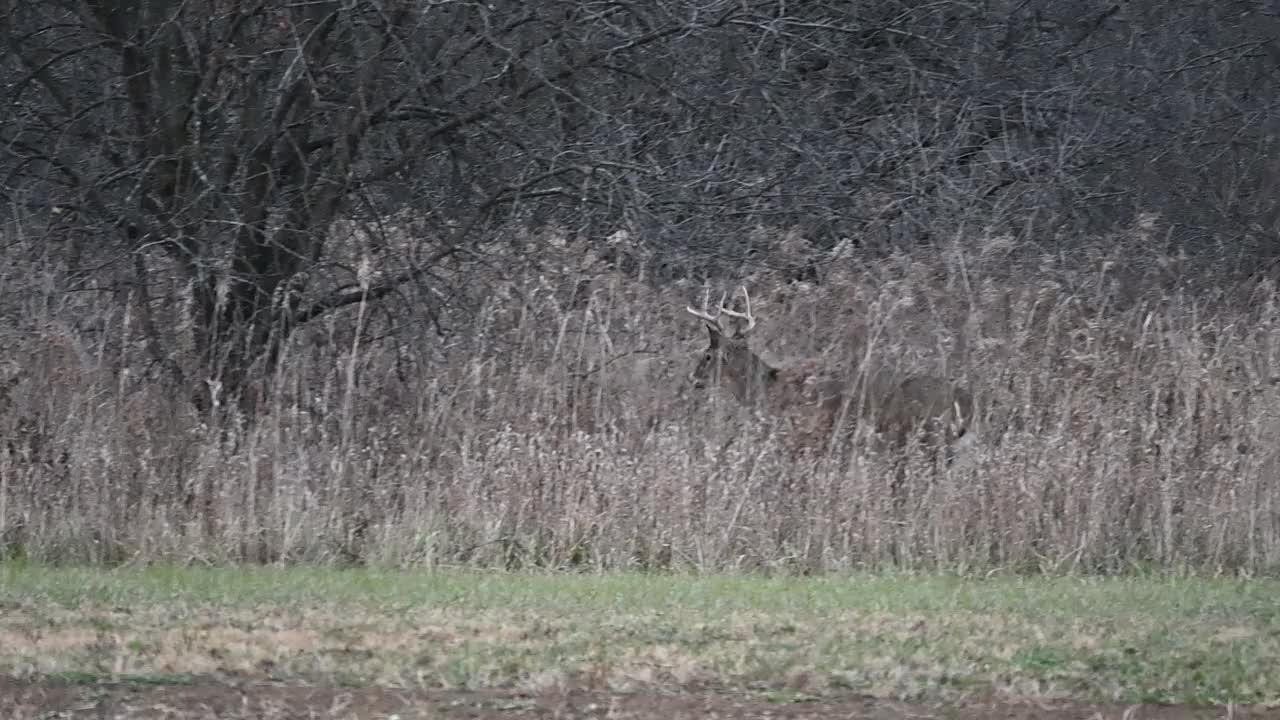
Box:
[2,1,1280,573]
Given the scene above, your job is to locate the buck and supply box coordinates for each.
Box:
[685,287,973,462]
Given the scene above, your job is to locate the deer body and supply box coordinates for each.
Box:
[686,287,972,459]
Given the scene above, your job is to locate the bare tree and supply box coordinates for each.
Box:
[5,0,1280,419]
[1,0,757,413]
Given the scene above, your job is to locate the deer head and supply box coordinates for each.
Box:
[685,286,779,405]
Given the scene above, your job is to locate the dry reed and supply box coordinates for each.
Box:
[1,220,1278,574]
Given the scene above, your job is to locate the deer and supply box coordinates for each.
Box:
[684,286,974,468]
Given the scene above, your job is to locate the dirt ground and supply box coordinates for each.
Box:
[2,678,1272,720]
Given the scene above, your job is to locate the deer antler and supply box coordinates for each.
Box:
[685,288,728,331]
[685,286,756,337]
[718,286,756,333]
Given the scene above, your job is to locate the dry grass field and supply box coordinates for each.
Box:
[5,681,1263,719]
[2,220,1279,574]
[4,221,1280,716]
[1,567,1278,718]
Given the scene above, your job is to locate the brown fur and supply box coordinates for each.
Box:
[687,300,973,459]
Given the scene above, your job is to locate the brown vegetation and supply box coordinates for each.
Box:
[7,678,1259,720]
[1,221,1279,574]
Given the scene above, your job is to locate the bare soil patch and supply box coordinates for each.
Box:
[2,677,1270,720]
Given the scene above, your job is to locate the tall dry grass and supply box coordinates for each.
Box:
[2,219,1279,574]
